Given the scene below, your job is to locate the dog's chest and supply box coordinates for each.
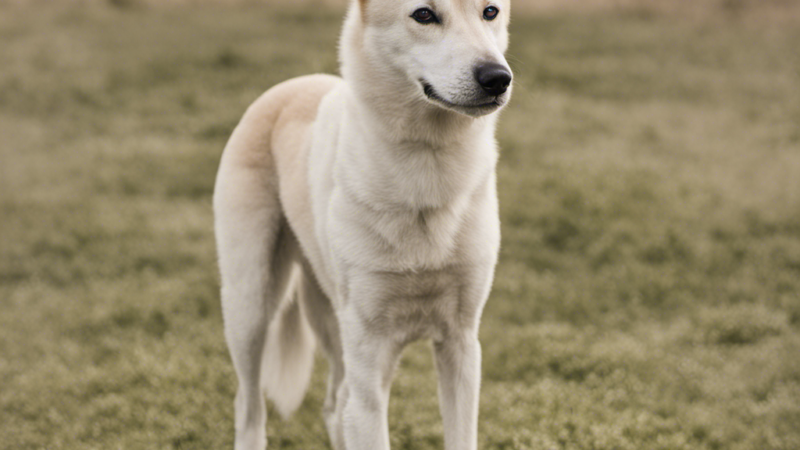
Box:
[329,190,484,273]
[380,201,466,264]
[328,138,496,272]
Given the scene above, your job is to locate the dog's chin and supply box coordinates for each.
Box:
[420,81,506,118]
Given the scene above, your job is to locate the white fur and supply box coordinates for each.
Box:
[214,0,512,448]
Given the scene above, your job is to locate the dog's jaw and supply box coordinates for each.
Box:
[419,79,507,118]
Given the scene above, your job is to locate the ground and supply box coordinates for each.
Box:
[1,2,799,449]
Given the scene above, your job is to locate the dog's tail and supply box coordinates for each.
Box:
[261,281,316,420]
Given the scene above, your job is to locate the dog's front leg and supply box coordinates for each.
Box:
[336,303,402,450]
[434,331,482,450]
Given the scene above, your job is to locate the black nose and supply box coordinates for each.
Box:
[474,62,512,96]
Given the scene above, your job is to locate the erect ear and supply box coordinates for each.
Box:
[358,0,368,21]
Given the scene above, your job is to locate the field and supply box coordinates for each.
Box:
[1,1,799,449]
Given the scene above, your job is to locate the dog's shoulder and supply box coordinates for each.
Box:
[265,75,342,284]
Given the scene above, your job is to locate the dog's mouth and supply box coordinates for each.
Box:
[420,80,503,114]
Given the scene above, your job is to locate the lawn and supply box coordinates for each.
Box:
[1,2,799,449]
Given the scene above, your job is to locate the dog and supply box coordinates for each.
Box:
[213,0,512,448]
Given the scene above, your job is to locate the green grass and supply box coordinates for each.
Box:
[1,3,799,449]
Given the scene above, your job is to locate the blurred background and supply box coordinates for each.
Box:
[1,0,799,449]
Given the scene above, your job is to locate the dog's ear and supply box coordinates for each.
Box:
[358,0,368,21]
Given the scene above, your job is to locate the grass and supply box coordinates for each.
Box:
[1,2,799,449]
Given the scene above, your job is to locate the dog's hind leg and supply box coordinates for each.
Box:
[214,137,299,450]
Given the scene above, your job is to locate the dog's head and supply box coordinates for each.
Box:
[346,0,512,118]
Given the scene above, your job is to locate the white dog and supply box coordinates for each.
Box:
[213,0,512,448]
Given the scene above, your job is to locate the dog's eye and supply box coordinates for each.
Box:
[411,8,439,24]
[483,6,499,20]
